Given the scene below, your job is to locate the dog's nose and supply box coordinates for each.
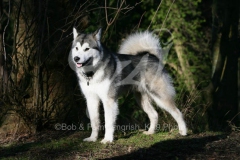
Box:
[74,56,80,62]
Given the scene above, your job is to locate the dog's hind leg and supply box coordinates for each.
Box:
[150,94,187,136]
[135,92,158,135]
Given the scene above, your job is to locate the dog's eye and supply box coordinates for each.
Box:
[76,47,78,51]
[84,48,90,52]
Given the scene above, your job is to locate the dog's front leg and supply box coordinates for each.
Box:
[101,98,119,144]
[83,94,100,142]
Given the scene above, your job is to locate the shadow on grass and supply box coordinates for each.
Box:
[0,141,71,159]
[106,134,228,160]
[0,131,90,159]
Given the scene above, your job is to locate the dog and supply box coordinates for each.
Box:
[68,28,187,143]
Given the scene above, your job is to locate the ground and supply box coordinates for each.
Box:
[0,130,239,160]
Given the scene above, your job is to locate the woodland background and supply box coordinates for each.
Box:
[0,0,239,138]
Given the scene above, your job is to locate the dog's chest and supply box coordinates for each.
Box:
[80,78,113,99]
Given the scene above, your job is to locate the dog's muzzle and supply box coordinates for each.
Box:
[74,56,93,68]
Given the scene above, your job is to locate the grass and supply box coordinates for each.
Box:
[0,130,236,160]
[0,130,179,159]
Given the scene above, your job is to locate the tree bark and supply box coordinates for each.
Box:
[0,0,8,98]
[174,40,196,92]
[10,0,39,132]
[208,0,239,129]
[0,0,3,96]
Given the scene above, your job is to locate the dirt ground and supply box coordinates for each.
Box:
[0,131,239,160]
[108,132,240,160]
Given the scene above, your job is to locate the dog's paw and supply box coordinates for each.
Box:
[179,129,187,136]
[101,138,113,144]
[179,125,187,136]
[83,137,97,142]
[143,131,155,135]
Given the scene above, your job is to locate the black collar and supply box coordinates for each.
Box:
[81,71,94,86]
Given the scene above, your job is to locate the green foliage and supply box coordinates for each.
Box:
[146,0,211,88]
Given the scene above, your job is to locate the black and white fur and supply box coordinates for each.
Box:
[68,28,187,143]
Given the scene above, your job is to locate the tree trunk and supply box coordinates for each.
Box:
[0,0,8,98]
[8,0,39,133]
[0,0,3,96]
[174,39,196,92]
[238,58,240,123]
[208,0,239,129]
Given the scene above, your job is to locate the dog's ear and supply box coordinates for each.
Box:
[73,27,78,39]
[93,28,102,41]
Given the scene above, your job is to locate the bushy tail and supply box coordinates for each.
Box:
[118,31,162,60]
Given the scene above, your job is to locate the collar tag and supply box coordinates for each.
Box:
[81,71,94,86]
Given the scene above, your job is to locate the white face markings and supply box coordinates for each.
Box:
[71,42,91,64]
[73,42,90,53]
[81,42,91,52]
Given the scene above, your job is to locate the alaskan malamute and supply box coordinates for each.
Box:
[68,28,187,143]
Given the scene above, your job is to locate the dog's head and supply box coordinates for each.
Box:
[68,28,102,72]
